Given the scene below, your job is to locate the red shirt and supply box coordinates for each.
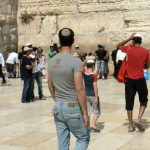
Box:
[120,45,149,79]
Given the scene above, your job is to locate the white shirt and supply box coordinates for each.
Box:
[38,56,45,70]
[116,50,126,63]
[86,55,95,61]
[6,52,19,64]
[32,61,40,73]
[0,53,5,67]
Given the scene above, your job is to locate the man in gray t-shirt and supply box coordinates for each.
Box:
[49,53,82,101]
[48,28,90,150]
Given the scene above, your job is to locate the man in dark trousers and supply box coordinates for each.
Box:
[48,28,90,150]
[118,33,150,132]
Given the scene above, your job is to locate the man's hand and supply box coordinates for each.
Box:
[83,114,90,128]
[26,65,32,69]
[130,33,136,40]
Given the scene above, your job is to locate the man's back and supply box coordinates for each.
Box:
[96,49,107,60]
[121,45,149,79]
[0,53,4,65]
[6,52,18,64]
[49,53,82,101]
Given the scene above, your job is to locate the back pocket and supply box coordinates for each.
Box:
[65,113,81,129]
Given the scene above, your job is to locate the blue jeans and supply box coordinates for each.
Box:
[52,101,90,150]
[21,77,32,102]
[97,60,108,78]
[30,72,43,99]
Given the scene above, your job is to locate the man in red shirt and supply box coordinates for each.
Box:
[117,33,150,132]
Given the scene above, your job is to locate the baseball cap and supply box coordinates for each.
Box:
[24,46,33,52]
[87,60,95,64]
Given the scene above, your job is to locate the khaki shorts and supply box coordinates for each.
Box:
[87,96,101,116]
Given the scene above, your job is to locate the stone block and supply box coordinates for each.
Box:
[18,33,52,50]
[12,4,17,13]
[79,2,122,13]
[18,15,56,34]
[0,1,7,14]
[19,0,78,15]
[77,0,97,3]
[41,16,57,34]
[10,34,17,43]
[121,1,150,11]
[7,44,17,52]
[6,14,17,24]
[58,12,124,34]
[0,14,6,24]
[97,0,121,2]
[0,35,2,46]
[7,4,12,14]
[124,10,150,30]
[2,25,10,34]
[3,35,9,44]
[10,27,17,34]
[18,16,42,34]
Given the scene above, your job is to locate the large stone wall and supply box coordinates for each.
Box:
[0,0,18,55]
[18,0,150,51]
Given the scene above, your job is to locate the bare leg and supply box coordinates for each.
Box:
[127,110,134,130]
[137,106,146,124]
[91,115,99,128]
[134,106,146,132]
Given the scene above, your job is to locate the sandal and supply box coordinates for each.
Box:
[90,127,100,132]
[128,128,135,132]
[134,122,145,132]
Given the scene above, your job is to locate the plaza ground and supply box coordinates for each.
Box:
[0,77,150,150]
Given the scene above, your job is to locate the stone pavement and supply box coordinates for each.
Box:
[0,77,150,150]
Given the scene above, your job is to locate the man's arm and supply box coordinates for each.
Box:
[117,33,136,48]
[145,52,150,69]
[48,73,55,98]
[74,72,90,128]
[145,61,150,69]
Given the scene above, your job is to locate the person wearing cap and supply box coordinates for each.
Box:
[20,47,35,103]
[48,28,90,150]
[26,43,33,48]
[0,52,6,84]
[30,47,46,101]
[48,44,57,60]
[83,60,101,132]
[117,33,150,132]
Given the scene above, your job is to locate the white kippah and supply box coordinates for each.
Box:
[134,33,142,38]
[61,29,71,37]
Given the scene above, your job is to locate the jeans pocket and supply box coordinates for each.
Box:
[65,113,82,129]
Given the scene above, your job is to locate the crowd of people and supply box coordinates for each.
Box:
[0,27,150,150]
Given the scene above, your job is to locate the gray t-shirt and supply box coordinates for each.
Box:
[48,53,82,101]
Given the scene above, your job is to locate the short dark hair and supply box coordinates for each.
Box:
[59,28,74,47]
[132,37,142,45]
